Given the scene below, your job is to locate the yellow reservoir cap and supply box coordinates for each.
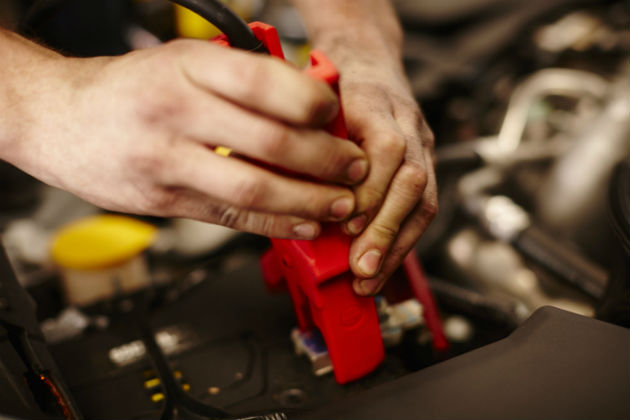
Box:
[174,4,222,40]
[173,1,256,40]
[51,215,157,271]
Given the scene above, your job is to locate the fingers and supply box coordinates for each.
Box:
[342,86,423,282]
[175,39,339,126]
[352,152,438,296]
[342,93,407,235]
[161,188,322,239]
[167,141,356,222]
[348,159,428,278]
[176,93,368,185]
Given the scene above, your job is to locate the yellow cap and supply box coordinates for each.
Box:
[173,2,255,40]
[174,4,222,40]
[51,215,157,270]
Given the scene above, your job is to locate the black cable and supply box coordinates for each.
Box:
[20,0,268,53]
[169,0,267,53]
[427,277,521,329]
[435,143,482,167]
[132,298,231,419]
[18,0,72,35]
[512,225,608,300]
[132,296,288,420]
[17,330,83,419]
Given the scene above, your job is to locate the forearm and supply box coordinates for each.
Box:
[289,0,403,65]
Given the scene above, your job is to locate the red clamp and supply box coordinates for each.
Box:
[214,22,384,384]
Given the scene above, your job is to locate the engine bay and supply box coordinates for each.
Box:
[0,0,628,418]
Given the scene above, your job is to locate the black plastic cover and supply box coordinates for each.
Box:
[305,306,630,420]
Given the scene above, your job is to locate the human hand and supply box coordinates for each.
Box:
[323,47,437,297]
[2,33,370,239]
[289,0,438,295]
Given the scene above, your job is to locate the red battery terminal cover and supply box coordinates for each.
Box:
[213,22,385,384]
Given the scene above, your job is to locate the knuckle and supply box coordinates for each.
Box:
[235,58,271,103]
[422,198,439,220]
[380,133,406,160]
[371,221,400,242]
[138,186,180,213]
[218,205,242,229]
[359,184,385,212]
[300,83,334,122]
[389,243,412,264]
[134,84,187,128]
[299,189,326,218]
[227,208,281,237]
[164,38,195,52]
[300,186,338,219]
[407,102,423,121]
[258,215,279,237]
[258,122,291,157]
[231,178,266,209]
[401,164,428,197]
[130,148,169,179]
[318,139,350,178]
[421,125,435,149]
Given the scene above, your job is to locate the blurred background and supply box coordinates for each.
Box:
[0,0,628,419]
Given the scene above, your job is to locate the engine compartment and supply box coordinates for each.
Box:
[1,0,628,418]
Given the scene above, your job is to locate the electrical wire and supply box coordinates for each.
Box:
[18,0,72,35]
[20,0,267,53]
[17,330,82,419]
[169,0,266,52]
[130,295,288,420]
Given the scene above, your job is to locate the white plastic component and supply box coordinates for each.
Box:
[443,315,474,343]
[291,328,333,376]
[60,256,150,306]
[378,298,424,347]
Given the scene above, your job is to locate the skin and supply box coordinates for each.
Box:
[292,0,438,296]
[0,29,366,238]
[0,0,436,296]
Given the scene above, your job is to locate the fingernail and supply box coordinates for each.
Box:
[347,159,368,183]
[293,223,318,239]
[359,277,383,295]
[346,214,367,235]
[330,196,354,220]
[357,249,382,277]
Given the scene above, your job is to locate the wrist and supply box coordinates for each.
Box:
[311,29,403,71]
[0,30,67,169]
[291,0,403,65]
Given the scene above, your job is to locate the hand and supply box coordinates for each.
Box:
[330,49,438,296]
[2,33,370,239]
[288,0,438,295]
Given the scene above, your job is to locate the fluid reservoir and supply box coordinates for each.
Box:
[51,215,156,306]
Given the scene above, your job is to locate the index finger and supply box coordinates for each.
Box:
[353,152,438,296]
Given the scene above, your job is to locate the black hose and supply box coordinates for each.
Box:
[133,301,231,419]
[428,277,521,329]
[512,225,608,300]
[435,143,482,167]
[133,297,288,420]
[168,0,267,52]
[20,0,268,53]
